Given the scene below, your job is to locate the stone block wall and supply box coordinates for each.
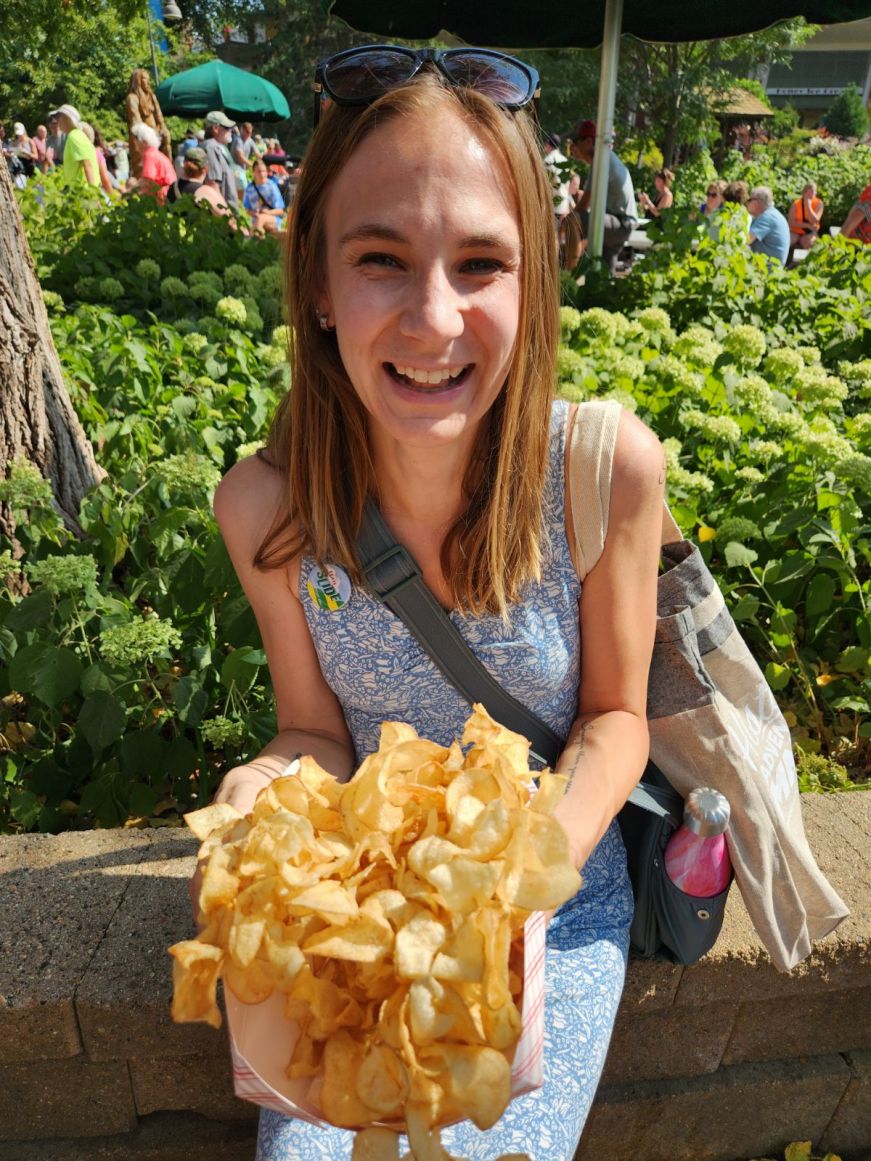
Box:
[0,793,868,1161]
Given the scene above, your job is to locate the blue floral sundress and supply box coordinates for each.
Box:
[256,399,633,1161]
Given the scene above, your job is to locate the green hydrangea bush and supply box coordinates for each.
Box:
[557,302,870,786]
[0,298,290,834]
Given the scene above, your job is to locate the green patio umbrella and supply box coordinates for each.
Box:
[155,60,290,122]
[328,0,871,257]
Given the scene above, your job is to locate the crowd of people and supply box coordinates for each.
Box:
[541,119,870,274]
[1,88,300,238]
[3,85,869,264]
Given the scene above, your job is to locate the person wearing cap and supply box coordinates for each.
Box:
[11,122,36,176]
[203,110,239,209]
[569,119,638,274]
[167,146,233,219]
[52,104,99,190]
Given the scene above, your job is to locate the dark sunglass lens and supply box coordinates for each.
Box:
[324,49,417,102]
[440,52,533,105]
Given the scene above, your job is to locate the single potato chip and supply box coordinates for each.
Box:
[169,939,224,1028]
[183,802,243,841]
[356,1042,409,1118]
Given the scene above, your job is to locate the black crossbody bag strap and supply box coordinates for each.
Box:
[357,500,562,767]
[356,500,662,815]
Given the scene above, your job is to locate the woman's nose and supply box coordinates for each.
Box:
[399,267,464,343]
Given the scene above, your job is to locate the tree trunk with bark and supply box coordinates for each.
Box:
[0,156,104,541]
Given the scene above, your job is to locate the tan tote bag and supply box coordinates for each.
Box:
[568,399,848,972]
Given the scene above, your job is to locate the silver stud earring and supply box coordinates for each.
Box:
[317,313,335,332]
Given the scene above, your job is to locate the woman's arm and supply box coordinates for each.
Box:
[211,455,355,818]
[553,410,665,870]
[806,197,823,229]
[840,204,865,239]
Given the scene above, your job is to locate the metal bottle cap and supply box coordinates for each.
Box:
[683,787,730,837]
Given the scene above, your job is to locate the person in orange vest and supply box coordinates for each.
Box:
[787,181,824,253]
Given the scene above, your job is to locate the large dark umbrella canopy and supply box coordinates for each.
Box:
[155,60,290,122]
[329,0,871,47]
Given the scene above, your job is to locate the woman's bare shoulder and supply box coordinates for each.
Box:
[213,454,288,550]
[605,409,665,538]
[613,409,664,495]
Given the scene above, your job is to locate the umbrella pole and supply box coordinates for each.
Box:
[587,0,623,262]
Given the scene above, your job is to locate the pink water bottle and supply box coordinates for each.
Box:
[664,788,732,896]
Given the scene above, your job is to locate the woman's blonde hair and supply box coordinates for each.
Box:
[257,72,559,617]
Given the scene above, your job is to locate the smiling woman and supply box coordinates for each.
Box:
[206,44,665,1161]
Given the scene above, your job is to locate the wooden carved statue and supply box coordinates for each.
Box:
[126,68,171,179]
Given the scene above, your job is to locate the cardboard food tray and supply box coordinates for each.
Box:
[227,908,546,1128]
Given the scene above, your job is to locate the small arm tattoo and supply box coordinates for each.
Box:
[563,721,593,793]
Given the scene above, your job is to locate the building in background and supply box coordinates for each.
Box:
[762,17,871,127]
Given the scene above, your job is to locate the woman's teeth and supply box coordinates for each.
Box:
[392,364,466,386]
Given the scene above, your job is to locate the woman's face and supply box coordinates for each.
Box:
[253,161,267,183]
[654,175,664,192]
[319,103,522,456]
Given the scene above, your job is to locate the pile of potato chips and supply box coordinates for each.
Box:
[170,705,581,1160]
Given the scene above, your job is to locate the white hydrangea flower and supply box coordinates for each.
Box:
[100,616,182,668]
[26,554,98,596]
[215,296,247,326]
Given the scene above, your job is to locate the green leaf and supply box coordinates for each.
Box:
[10,789,41,830]
[165,736,198,779]
[9,643,82,707]
[81,663,114,696]
[724,542,758,568]
[0,626,17,663]
[784,1144,812,1161]
[78,692,127,753]
[128,782,159,817]
[765,662,792,691]
[829,697,869,713]
[119,729,165,778]
[221,646,265,694]
[805,573,836,619]
[730,595,760,622]
[172,676,208,727]
[5,589,53,632]
[836,646,870,674]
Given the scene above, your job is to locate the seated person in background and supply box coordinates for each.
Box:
[166,147,232,218]
[839,182,871,245]
[722,180,752,234]
[638,169,674,218]
[129,122,177,204]
[699,179,726,238]
[569,118,638,274]
[747,186,790,267]
[242,157,286,232]
[787,181,823,251]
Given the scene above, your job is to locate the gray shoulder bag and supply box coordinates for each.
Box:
[356,498,728,965]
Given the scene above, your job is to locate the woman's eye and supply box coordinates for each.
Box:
[461,258,504,275]
[358,252,401,269]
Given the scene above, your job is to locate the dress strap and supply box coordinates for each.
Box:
[566,399,622,580]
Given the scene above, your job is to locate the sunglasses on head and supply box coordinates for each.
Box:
[312,45,540,129]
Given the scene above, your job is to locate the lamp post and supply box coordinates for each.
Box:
[146,1,183,87]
